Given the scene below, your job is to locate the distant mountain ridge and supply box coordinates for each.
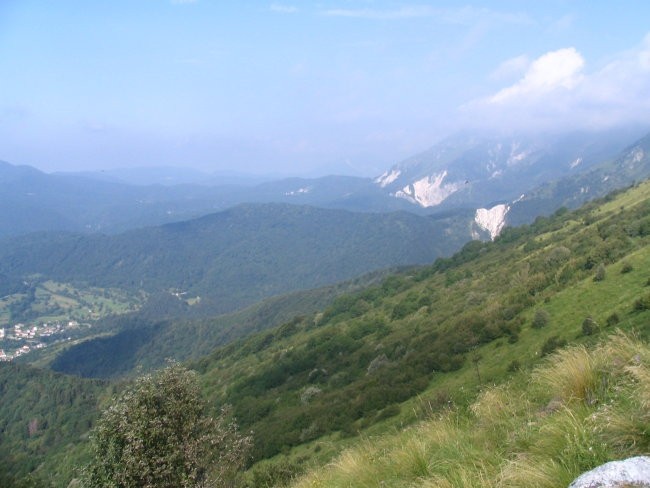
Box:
[0,162,413,238]
[374,128,643,210]
[507,132,650,225]
[1,127,648,240]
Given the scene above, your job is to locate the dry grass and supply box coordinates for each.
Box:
[499,455,565,488]
[533,344,603,404]
[291,333,650,488]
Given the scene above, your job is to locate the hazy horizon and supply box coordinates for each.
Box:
[2,1,650,176]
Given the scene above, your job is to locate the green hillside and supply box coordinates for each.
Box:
[189,180,650,481]
[0,363,107,487]
[1,181,648,487]
[293,331,650,487]
[49,269,396,378]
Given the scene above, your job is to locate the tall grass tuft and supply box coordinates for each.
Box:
[594,334,650,453]
[534,344,603,404]
[499,456,567,488]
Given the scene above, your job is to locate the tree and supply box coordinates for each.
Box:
[82,363,251,488]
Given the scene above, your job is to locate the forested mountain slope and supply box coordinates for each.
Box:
[0,363,107,486]
[0,161,411,238]
[0,203,475,317]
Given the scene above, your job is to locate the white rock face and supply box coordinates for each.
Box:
[284,187,311,196]
[475,204,509,240]
[374,169,401,188]
[394,171,460,207]
[507,142,530,166]
[568,456,650,488]
[631,148,645,164]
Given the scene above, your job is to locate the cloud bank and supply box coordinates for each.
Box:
[462,34,650,132]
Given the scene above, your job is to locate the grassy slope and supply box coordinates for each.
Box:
[293,331,650,487]
[285,184,650,487]
[189,181,649,484]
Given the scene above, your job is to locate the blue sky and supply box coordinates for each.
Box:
[1,1,650,176]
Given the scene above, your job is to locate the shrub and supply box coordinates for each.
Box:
[300,386,322,405]
[508,332,520,344]
[507,359,522,372]
[633,293,650,311]
[606,313,620,327]
[581,317,599,336]
[593,263,606,282]
[545,246,571,269]
[541,336,567,357]
[532,309,550,329]
[620,262,634,274]
[82,364,252,488]
[246,459,304,488]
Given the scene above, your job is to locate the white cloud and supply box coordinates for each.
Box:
[488,48,585,103]
[320,6,530,25]
[270,4,298,14]
[461,35,650,131]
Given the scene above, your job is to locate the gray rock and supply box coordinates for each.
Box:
[569,456,650,487]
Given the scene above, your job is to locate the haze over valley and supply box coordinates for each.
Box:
[1,2,650,487]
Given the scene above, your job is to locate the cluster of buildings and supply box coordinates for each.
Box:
[0,320,80,362]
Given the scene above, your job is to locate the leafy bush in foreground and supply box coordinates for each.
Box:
[81,364,251,488]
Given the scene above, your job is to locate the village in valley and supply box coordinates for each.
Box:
[0,320,88,361]
[0,280,144,362]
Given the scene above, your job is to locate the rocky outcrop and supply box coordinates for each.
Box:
[568,456,650,487]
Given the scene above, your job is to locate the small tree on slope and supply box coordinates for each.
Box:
[81,363,251,488]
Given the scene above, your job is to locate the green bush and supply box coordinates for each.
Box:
[581,316,600,336]
[507,359,522,372]
[541,336,567,357]
[633,293,650,311]
[593,263,606,282]
[82,364,252,488]
[246,459,304,488]
[620,262,634,274]
[532,309,550,329]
